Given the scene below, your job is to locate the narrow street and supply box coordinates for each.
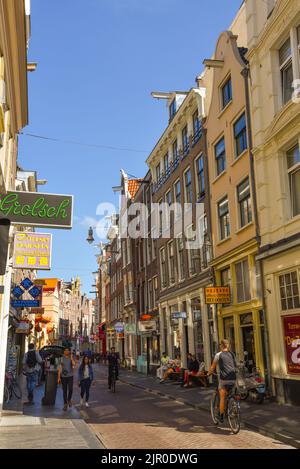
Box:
[79,366,292,450]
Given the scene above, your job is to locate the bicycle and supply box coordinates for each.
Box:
[4,370,22,402]
[210,374,241,434]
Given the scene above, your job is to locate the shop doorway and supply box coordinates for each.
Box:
[240,313,255,372]
[223,316,236,354]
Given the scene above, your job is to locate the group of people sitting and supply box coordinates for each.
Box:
[156,352,208,387]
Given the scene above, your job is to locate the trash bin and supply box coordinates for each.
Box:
[42,369,58,405]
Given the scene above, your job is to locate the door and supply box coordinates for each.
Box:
[242,326,255,372]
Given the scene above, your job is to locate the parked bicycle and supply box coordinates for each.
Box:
[4,370,22,403]
[210,374,241,434]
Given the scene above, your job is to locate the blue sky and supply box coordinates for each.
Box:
[19,0,243,293]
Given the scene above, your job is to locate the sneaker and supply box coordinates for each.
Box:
[159,379,164,383]
[63,404,68,411]
[80,398,83,406]
[85,402,89,407]
[68,400,73,408]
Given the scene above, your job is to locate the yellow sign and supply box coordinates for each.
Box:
[13,232,52,270]
[205,287,231,304]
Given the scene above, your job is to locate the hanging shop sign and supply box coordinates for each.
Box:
[205,287,231,304]
[15,320,30,334]
[124,323,136,334]
[171,311,187,320]
[138,320,157,333]
[114,322,124,333]
[13,232,52,270]
[283,315,300,375]
[0,191,73,229]
[11,277,43,308]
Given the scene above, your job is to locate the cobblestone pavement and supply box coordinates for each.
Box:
[80,366,293,450]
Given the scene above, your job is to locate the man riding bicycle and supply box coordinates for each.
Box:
[208,339,237,423]
[107,347,120,390]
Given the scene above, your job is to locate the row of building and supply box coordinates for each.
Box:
[95,0,300,406]
[0,1,97,411]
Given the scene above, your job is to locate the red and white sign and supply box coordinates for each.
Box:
[283,315,300,375]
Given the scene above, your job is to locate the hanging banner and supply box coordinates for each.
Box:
[13,232,52,270]
[283,315,300,375]
[138,320,157,333]
[11,277,43,309]
[0,191,73,229]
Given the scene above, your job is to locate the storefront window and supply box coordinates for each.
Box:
[240,312,255,371]
[223,316,236,354]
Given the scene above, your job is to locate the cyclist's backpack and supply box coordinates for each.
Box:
[26,350,37,368]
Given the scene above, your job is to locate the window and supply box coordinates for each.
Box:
[193,111,201,144]
[148,279,153,309]
[153,276,158,305]
[166,190,172,206]
[168,241,176,284]
[169,98,176,121]
[222,77,232,109]
[182,125,189,156]
[156,162,161,182]
[199,214,210,268]
[186,225,199,276]
[287,144,300,217]
[235,259,251,303]
[184,168,192,204]
[159,199,163,237]
[218,197,230,240]
[279,38,293,105]
[234,113,247,157]
[237,177,252,227]
[196,155,205,199]
[173,139,178,164]
[220,267,231,305]
[174,179,181,219]
[279,271,300,310]
[163,153,169,176]
[160,248,168,288]
[215,137,226,176]
[177,237,185,281]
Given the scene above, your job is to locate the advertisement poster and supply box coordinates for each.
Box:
[283,315,300,374]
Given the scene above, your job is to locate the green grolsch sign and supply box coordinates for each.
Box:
[0,191,73,229]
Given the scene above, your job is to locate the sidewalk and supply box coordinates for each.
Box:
[119,367,300,449]
[0,376,104,449]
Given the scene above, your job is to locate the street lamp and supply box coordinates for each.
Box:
[86,226,95,245]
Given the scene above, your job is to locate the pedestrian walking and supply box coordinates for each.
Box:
[78,355,94,407]
[23,343,43,405]
[58,347,75,411]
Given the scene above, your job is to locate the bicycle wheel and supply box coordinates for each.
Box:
[227,398,241,434]
[210,391,219,425]
[12,380,22,399]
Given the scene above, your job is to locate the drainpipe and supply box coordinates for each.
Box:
[241,66,272,394]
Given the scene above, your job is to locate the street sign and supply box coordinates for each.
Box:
[205,287,231,304]
[0,191,73,229]
[171,312,187,320]
[114,322,124,333]
[138,320,156,332]
[13,232,52,270]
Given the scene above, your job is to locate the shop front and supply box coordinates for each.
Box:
[262,247,300,405]
[137,319,159,375]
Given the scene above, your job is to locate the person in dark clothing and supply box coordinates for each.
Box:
[107,347,119,389]
[184,355,200,387]
[58,347,75,411]
[78,355,94,407]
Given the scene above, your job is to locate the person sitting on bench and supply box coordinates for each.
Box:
[160,355,181,383]
[184,355,200,387]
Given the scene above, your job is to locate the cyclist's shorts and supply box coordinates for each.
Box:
[219,379,235,391]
